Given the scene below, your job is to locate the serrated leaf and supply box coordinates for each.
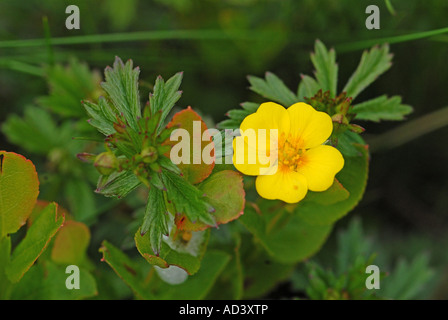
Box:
[343,44,393,99]
[297,74,320,100]
[6,202,64,283]
[140,187,169,255]
[175,170,245,232]
[0,151,39,238]
[99,240,153,299]
[96,170,141,198]
[2,107,73,155]
[381,255,434,300]
[101,57,141,131]
[161,170,216,227]
[150,72,183,132]
[311,40,338,97]
[38,58,102,118]
[248,72,298,107]
[352,95,413,122]
[83,98,116,136]
[135,228,210,275]
[165,107,215,184]
[217,118,243,130]
[51,220,90,266]
[217,102,260,130]
[336,218,372,275]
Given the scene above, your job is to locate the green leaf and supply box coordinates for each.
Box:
[336,130,367,157]
[96,170,141,198]
[0,151,39,238]
[295,145,369,225]
[336,218,372,275]
[311,40,338,97]
[6,202,64,283]
[135,228,210,275]
[240,236,295,298]
[149,72,183,132]
[248,72,298,107]
[150,250,230,299]
[83,98,116,136]
[176,170,245,231]
[297,74,320,101]
[2,106,73,155]
[239,204,333,264]
[343,44,393,99]
[99,240,153,299]
[352,95,413,122]
[64,178,97,224]
[165,107,215,184]
[51,221,91,266]
[140,187,169,255]
[217,102,260,130]
[101,57,141,131]
[0,236,12,299]
[161,170,216,227]
[38,58,102,118]
[303,179,350,206]
[207,236,243,299]
[11,261,97,300]
[381,255,434,300]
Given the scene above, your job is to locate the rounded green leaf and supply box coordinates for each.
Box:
[164,107,215,184]
[51,220,91,265]
[0,151,39,238]
[239,203,333,264]
[175,170,245,231]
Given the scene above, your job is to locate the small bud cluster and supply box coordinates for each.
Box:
[305,90,365,145]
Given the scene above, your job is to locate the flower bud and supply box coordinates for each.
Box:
[141,146,158,164]
[94,152,118,176]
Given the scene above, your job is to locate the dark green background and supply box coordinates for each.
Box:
[1,0,447,298]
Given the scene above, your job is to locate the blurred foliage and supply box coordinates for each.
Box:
[1,0,448,299]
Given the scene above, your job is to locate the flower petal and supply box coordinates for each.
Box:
[297,145,344,192]
[232,136,275,176]
[240,102,290,136]
[287,102,333,148]
[256,169,308,203]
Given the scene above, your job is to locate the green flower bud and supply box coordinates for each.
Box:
[94,152,118,176]
[141,146,158,164]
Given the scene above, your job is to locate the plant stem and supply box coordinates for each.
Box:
[368,106,448,152]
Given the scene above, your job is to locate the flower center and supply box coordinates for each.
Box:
[278,132,305,171]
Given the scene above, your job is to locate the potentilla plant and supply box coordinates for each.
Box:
[79,40,411,295]
[79,58,245,282]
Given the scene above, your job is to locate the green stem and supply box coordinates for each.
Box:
[0,29,266,49]
[368,106,448,152]
[337,27,448,52]
[42,16,54,66]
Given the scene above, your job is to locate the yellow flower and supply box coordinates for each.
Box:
[232,102,344,203]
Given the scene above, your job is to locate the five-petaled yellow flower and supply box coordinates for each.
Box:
[232,102,344,203]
